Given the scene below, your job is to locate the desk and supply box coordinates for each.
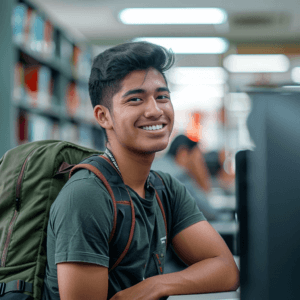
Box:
[168,291,240,299]
[208,189,236,210]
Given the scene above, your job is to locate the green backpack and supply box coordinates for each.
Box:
[0,140,168,300]
[0,141,102,299]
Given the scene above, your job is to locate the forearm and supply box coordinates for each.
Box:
[156,256,239,298]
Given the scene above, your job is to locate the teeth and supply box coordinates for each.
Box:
[142,125,163,131]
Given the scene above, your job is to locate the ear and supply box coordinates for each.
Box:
[94,105,113,129]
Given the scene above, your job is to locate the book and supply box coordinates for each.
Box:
[78,124,94,148]
[60,35,73,71]
[73,45,92,80]
[24,65,39,106]
[24,64,53,109]
[13,62,25,102]
[43,19,55,58]
[23,6,34,47]
[12,3,28,44]
[28,11,45,53]
[60,122,78,143]
[65,81,80,116]
[17,110,29,144]
[37,65,52,109]
[28,113,53,141]
[76,83,92,121]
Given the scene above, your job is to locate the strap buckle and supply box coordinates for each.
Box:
[0,282,6,296]
[17,280,25,292]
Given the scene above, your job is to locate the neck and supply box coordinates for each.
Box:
[106,143,155,198]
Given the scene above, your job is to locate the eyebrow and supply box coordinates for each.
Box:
[122,87,170,98]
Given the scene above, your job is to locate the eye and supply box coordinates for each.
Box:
[157,94,170,101]
[128,97,142,102]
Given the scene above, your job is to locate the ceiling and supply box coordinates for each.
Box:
[31,0,300,46]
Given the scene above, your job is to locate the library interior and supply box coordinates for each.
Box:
[1,0,300,299]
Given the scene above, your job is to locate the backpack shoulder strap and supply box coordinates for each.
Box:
[69,155,135,272]
[149,170,168,246]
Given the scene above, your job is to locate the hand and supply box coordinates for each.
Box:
[110,277,163,300]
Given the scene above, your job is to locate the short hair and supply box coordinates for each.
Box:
[89,41,175,110]
[167,135,198,157]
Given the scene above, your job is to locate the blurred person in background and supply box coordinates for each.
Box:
[152,134,222,221]
[204,149,235,195]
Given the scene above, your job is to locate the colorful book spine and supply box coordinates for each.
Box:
[17,110,29,144]
[13,62,25,101]
[60,35,73,70]
[12,3,28,44]
[37,66,52,109]
[28,113,52,141]
[60,122,79,143]
[65,81,80,117]
[78,124,94,148]
[28,11,45,53]
[24,65,39,107]
[43,19,55,58]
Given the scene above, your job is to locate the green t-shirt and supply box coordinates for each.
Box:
[42,168,206,300]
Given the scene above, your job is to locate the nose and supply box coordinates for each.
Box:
[144,97,163,119]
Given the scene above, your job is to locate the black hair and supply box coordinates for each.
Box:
[203,151,222,176]
[167,135,198,157]
[89,41,175,110]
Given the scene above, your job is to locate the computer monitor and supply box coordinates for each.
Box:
[236,88,300,299]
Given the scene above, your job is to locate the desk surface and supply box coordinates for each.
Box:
[168,291,240,300]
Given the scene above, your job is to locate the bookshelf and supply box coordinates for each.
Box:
[1,0,106,157]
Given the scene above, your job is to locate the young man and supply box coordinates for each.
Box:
[42,42,239,300]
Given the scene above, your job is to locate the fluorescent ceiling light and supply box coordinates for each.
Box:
[223,54,290,73]
[133,37,229,54]
[119,8,227,25]
[168,67,228,84]
[291,67,300,83]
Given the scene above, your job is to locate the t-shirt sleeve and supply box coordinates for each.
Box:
[155,171,207,241]
[49,170,114,268]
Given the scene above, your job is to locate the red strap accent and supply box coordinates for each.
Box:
[155,190,168,246]
[116,201,131,205]
[109,190,135,273]
[69,164,117,243]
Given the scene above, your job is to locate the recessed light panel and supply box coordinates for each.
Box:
[133,37,229,54]
[119,8,227,25]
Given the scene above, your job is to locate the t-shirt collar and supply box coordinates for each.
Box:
[104,148,151,189]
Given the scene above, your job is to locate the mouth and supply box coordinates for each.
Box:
[140,124,166,131]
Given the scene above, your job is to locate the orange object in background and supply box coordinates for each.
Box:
[24,65,39,106]
[186,111,203,142]
[65,81,80,116]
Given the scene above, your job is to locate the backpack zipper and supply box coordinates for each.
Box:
[15,148,38,211]
[1,148,38,267]
[1,210,18,267]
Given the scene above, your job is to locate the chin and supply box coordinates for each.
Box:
[133,141,169,155]
[145,142,169,154]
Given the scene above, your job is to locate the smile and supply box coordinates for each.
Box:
[141,124,164,131]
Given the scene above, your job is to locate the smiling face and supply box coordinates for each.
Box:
[106,68,174,155]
